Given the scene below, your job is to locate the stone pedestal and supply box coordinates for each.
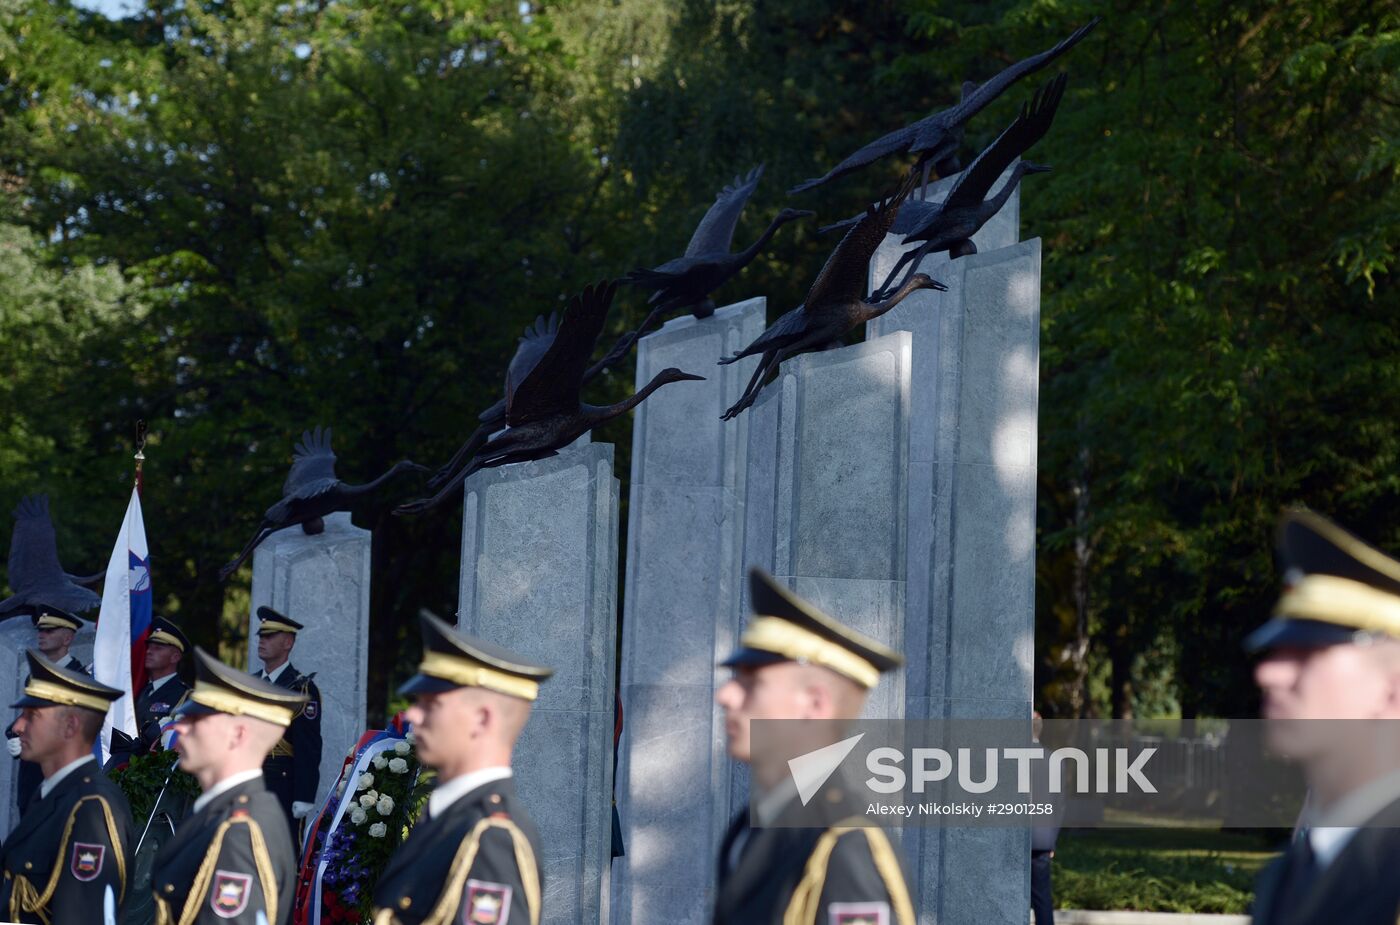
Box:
[611,298,766,925]
[247,511,372,811]
[868,176,1039,924]
[457,442,619,925]
[0,618,95,835]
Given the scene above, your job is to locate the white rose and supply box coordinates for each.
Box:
[350,806,368,825]
[394,740,411,755]
[388,757,408,774]
[368,821,387,838]
[358,792,378,809]
[376,794,394,816]
[335,780,346,798]
[357,772,374,791]
[372,755,388,769]
[403,729,415,745]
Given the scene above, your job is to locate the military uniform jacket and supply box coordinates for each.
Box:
[1251,796,1400,925]
[152,775,297,925]
[109,674,191,765]
[0,757,134,924]
[262,665,322,814]
[713,791,915,925]
[373,776,542,925]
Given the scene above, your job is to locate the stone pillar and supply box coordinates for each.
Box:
[611,298,766,925]
[0,618,95,835]
[457,442,619,925]
[737,331,915,744]
[247,511,372,811]
[868,176,1039,924]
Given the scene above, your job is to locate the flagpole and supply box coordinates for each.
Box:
[134,419,147,495]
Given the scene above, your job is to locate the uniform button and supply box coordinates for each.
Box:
[23,862,31,870]
[238,795,249,804]
[164,884,175,894]
[399,896,412,909]
[490,794,502,804]
[83,777,91,783]
[4,871,11,880]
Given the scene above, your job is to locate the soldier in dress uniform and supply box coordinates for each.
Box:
[253,606,322,832]
[152,646,305,925]
[0,649,132,924]
[712,568,915,925]
[5,605,87,817]
[372,612,552,925]
[107,616,191,767]
[1248,511,1400,925]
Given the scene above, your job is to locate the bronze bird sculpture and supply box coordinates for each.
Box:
[0,495,101,616]
[625,165,813,320]
[718,172,947,421]
[865,73,1066,299]
[788,18,1096,195]
[397,281,705,515]
[218,427,426,580]
[425,314,649,494]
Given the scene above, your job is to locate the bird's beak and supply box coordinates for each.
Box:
[678,372,707,382]
[1024,162,1053,174]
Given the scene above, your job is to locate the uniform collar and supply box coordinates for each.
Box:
[149,672,179,694]
[40,754,95,800]
[428,766,512,819]
[263,662,291,685]
[193,769,263,814]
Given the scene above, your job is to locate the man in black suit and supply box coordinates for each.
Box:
[152,646,305,925]
[5,605,87,816]
[106,616,191,767]
[712,568,915,925]
[0,649,133,924]
[252,606,322,834]
[1249,511,1400,925]
[373,612,553,925]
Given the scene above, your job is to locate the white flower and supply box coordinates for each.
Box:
[394,740,411,755]
[388,757,409,774]
[372,755,388,770]
[368,822,387,839]
[350,806,368,825]
[376,794,395,816]
[358,792,378,809]
[357,772,374,791]
[335,780,346,798]
[403,729,415,745]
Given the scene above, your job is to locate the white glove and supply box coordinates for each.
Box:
[292,801,315,820]
[6,738,20,758]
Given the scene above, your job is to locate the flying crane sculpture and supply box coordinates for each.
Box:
[0,495,102,617]
[396,280,705,515]
[218,427,426,580]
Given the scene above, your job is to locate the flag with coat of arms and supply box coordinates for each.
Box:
[92,486,153,762]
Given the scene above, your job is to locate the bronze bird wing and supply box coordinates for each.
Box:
[6,495,63,593]
[684,165,764,257]
[943,18,1096,130]
[508,280,618,425]
[944,72,1066,211]
[504,313,560,413]
[803,171,921,316]
[284,426,338,496]
[788,124,918,195]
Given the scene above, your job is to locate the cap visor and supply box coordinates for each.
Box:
[1244,618,1365,654]
[718,647,790,670]
[172,698,220,719]
[397,673,462,696]
[9,694,61,710]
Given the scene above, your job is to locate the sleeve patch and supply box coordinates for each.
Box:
[462,879,513,924]
[70,842,105,881]
[829,902,890,925]
[304,701,319,720]
[210,870,253,918]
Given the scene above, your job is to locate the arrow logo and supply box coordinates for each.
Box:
[788,733,865,806]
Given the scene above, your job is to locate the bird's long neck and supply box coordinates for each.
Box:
[737,215,789,262]
[586,375,676,424]
[870,271,932,315]
[347,461,411,495]
[984,164,1029,215]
